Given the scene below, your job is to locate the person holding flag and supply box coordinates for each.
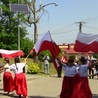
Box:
[71,56,98,98]
[57,55,79,98]
[0,56,27,98]
[57,51,68,77]
[9,56,27,98]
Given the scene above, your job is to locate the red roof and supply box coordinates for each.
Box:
[59,43,93,55]
[64,48,93,54]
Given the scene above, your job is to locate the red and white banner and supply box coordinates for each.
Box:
[74,32,98,53]
[0,49,24,58]
[30,31,61,70]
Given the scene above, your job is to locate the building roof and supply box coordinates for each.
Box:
[58,43,93,55]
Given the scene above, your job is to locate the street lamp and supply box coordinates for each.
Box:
[9,4,28,50]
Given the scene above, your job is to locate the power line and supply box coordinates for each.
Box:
[83,25,98,31]
[75,22,86,32]
[27,28,78,36]
[27,16,98,38]
[51,23,75,32]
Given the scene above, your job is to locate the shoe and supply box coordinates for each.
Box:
[92,76,94,79]
[89,76,91,79]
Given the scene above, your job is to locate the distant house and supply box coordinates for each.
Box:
[58,43,94,60]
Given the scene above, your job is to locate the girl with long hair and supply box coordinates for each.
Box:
[3,57,14,94]
[9,56,27,98]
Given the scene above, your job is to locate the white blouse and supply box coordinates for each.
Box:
[79,64,88,77]
[4,63,10,72]
[62,64,78,77]
[9,63,25,74]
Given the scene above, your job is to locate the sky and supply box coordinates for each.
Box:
[26,0,98,45]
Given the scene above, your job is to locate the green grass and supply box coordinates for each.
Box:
[36,61,57,75]
[0,58,57,75]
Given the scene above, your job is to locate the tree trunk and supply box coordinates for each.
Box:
[33,1,39,63]
[34,23,38,63]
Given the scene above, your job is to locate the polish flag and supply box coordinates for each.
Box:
[0,49,24,58]
[74,32,98,53]
[31,31,61,70]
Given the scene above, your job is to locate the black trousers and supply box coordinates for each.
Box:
[88,68,94,79]
[57,65,62,77]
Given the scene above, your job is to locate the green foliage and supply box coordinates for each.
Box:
[69,55,75,60]
[93,53,98,59]
[21,37,34,57]
[38,50,52,62]
[0,32,17,49]
[27,62,40,74]
[0,0,31,54]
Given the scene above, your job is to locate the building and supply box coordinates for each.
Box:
[58,43,94,60]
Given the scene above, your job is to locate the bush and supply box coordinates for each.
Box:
[27,62,40,74]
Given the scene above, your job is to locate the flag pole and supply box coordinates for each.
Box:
[25,48,35,60]
[25,53,31,60]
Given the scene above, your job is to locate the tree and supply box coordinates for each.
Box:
[0,0,57,61]
[0,0,28,50]
[25,0,57,62]
[21,37,34,57]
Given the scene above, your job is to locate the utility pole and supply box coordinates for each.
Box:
[76,22,85,33]
[79,22,82,32]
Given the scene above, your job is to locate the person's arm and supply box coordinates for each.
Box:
[0,67,4,72]
[88,61,98,68]
[88,71,98,77]
[22,58,27,66]
[56,57,66,66]
[0,66,8,73]
[43,55,46,61]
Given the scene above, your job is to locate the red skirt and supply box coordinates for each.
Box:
[71,77,92,98]
[60,74,80,98]
[3,72,14,92]
[14,73,27,97]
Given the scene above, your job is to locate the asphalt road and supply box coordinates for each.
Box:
[0,73,98,98]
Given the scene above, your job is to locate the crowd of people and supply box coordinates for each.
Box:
[57,54,98,98]
[0,56,27,98]
[0,53,98,98]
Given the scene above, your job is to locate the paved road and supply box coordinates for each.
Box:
[0,73,98,98]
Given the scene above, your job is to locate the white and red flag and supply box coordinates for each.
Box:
[30,31,61,70]
[0,49,24,58]
[74,32,98,53]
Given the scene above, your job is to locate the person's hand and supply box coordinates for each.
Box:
[56,56,60,60]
